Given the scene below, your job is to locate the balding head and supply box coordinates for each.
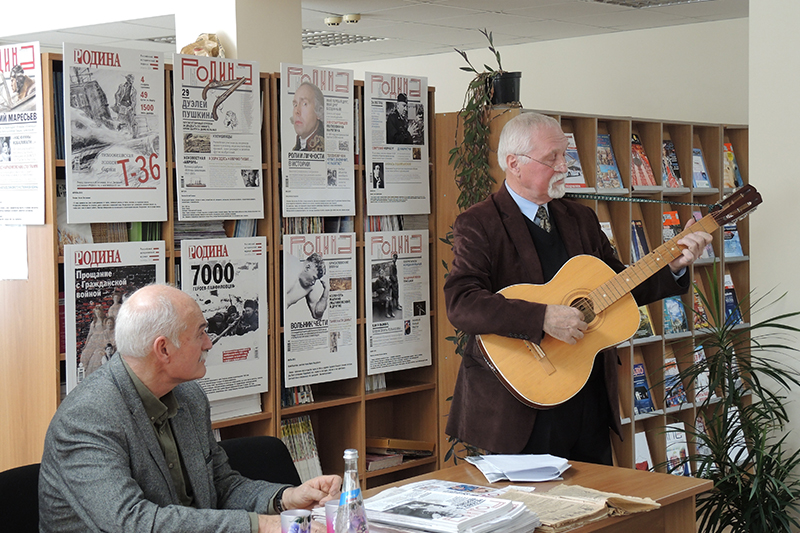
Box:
[115,284,195,359]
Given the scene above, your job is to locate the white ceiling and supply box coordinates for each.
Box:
[0,0,747,66]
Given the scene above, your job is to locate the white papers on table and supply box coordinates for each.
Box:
[466,454,570,483]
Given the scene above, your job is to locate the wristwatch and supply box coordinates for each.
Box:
[273,486,289,514]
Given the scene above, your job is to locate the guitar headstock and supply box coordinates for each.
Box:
[710,184,762,226]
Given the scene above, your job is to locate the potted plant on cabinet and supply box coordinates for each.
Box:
[662,266,800,533]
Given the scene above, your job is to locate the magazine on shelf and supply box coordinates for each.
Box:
[280,63,355,217]
[691,148,712,188]
[692,211,716,259]
[563,132,588,188]
[634,432,653,471]
[282,233,358,387]
[723,223,744,257]
[661,140,682,188]
[663,352,688,408]
[630,219,650,262]
[724,271,743,324]
[723,142,744,188]
[365,230,432,374]
[662,210,681,243]
[663,296,689,335]
[692,346,714,403]
[174,54,264,221]
[630,133,657,187]
[64,241,165,393]
[180,236,268,402]
[665,422,692,476]
[633,350,656,415]
[364,72,430,215]
[64,43,167,224]
[596,134,622,189]
[633,305,655,339]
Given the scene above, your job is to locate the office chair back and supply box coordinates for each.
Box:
[0,462,41,532]
[219,436,302,486]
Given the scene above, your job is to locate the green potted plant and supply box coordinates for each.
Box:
[661,266,800,532]
[448,28,520,211]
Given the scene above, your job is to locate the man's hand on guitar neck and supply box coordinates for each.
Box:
[544,305,588,345]
[668,218,713,273]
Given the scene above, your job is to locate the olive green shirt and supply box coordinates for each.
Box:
[122,358,261,532]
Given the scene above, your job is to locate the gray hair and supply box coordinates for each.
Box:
[299,81,325,122]
[115,284,186,358]
[497,113,561,171]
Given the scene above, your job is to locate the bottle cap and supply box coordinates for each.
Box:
[343,448,358,460]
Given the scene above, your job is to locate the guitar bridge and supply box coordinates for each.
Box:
[524,341,556,375]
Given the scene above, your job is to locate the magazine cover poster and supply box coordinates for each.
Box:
[0,41,45,224]
[181,237,268,401]
[65,241,165,393]
[63,43,167,224]
[283,233,357,387]
[173,54,264,220]
[364,72,430,216]
[280,63,355,217]
[365,230,431,374]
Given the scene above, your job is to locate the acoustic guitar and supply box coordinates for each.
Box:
[476,185,762,408]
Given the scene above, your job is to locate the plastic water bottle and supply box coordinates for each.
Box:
[334,448,369,533]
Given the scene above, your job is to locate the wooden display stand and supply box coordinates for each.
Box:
[434,108,749,473]
[0,54,441,489]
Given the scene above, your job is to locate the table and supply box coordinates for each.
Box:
[363,461,712,533]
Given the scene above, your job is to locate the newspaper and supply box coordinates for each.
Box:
[364,483,515,533]
[280,63,355,217]
[498,484,659,532]
[63,43,167,223]
[364,230,432,374]
[364,72,430,216]
[64,241,165,393]
[0,42,45,224]
[282,233,358,387]
[466,454,570,483]
[173,54,264,221]
[180,237,268,402]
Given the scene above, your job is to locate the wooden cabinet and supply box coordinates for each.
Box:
[0,54,441,488]
[433,107,749,473]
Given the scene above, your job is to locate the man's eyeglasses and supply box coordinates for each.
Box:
[515,153,567,172]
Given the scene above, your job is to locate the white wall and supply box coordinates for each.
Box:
[750,1,800,457]
[332,18,748,124]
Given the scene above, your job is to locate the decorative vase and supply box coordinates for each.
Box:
[491,71,522,105]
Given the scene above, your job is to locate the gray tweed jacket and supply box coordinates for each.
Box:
[39,354,281,532]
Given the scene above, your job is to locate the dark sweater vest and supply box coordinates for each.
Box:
[523,215,569,283]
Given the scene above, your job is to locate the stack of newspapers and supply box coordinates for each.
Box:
[362,480,541,533]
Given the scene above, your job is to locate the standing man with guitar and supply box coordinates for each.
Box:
[444,113,712,465]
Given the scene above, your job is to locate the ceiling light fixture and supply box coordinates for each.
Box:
[324,16,343,26]
[302,29,385,49]
[342,13,361,24]
[584,0,712,7]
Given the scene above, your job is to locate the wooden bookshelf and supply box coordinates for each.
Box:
[0,54,440,489]
[433,107,749,475]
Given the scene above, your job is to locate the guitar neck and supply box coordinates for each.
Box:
[588,215,719,314]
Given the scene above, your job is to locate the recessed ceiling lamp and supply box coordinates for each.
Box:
[302,29,385,49]
[584,0,713,7]
[143,35,176,44]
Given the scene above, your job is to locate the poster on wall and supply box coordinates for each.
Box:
[181,236,268,401]
[280,63,355,217]
[173,54,263,220]
[364,72,429,216]
[63,43,167,223]
[64,241,165,393]
[0,41,45,225]
[282,232,357,387]
[365,230,431,374]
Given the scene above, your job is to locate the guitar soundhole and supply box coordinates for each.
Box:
[572,297,596,323]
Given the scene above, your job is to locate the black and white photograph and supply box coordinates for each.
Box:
[64,43,167,224]
[181,236,268,402]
